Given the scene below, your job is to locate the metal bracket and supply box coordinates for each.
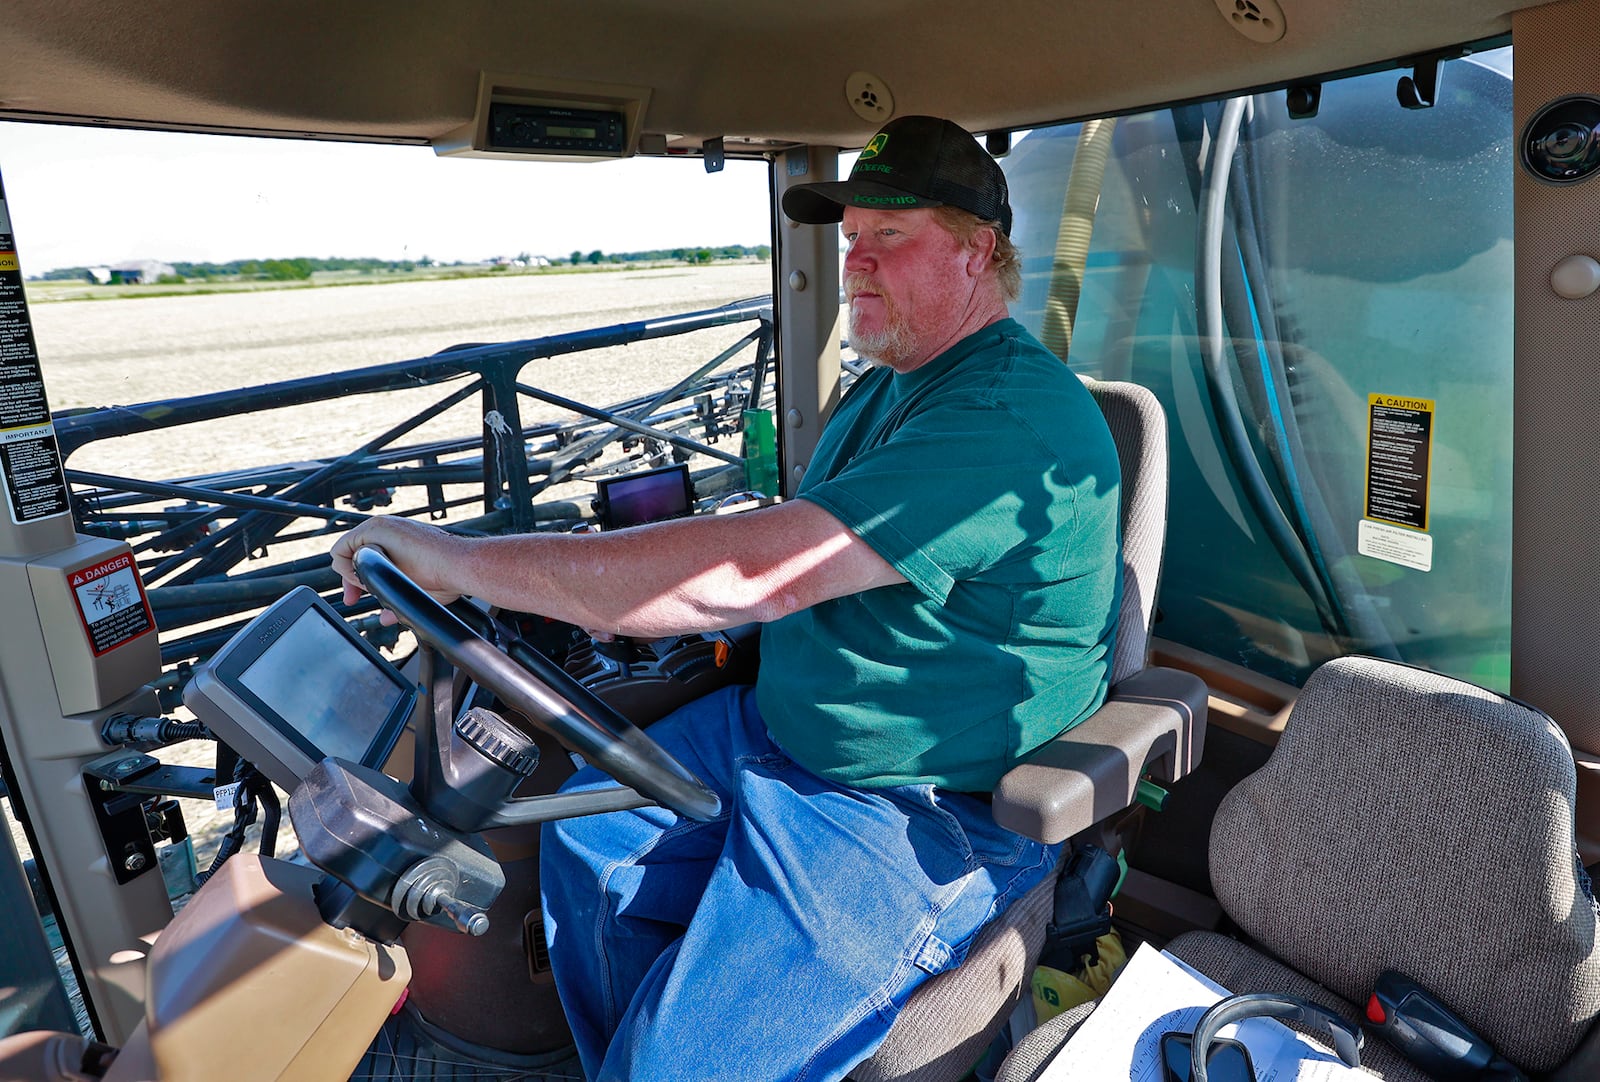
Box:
[83,753,162,885]
[105,764,220,801]
[704,136,725,173]
[1398,58,1441,110]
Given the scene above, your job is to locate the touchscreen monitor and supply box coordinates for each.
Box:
[184,586,415,790]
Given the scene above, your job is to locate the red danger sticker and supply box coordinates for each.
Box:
[68,553,155,656]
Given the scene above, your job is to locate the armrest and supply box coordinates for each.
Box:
[993,666,1208,843]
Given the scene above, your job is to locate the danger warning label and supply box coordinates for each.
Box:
[69,552,155,656]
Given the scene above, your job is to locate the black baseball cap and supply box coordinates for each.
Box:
[782,115,1012,236]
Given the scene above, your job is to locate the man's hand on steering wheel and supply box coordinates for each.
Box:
[333,517,468,623]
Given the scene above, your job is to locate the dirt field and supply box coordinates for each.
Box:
[8,261,777,883]
[36,262,775,480]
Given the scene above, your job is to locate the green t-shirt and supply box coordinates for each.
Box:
[756,319,1123,792]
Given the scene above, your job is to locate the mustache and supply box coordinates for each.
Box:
[844,272,884,301]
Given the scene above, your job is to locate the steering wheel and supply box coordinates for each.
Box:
[353,546,722,822]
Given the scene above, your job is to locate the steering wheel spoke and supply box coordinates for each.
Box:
[353,546,722,822]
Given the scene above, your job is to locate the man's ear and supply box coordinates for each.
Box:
[965,226,998,277]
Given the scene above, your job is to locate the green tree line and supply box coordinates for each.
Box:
[569,245,771,266]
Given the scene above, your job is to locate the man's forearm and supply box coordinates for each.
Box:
[333,500,905,639]
[447,523,765,637]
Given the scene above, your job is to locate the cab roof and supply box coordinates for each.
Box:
[0,1,1526,152]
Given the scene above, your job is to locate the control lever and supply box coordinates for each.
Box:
[1366,972,1528,1081]
[592,634,642,677]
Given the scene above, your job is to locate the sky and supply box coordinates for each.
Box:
[0,121,775,274]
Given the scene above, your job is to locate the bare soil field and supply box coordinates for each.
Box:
[35,262,775,482]
[7,262,777,887]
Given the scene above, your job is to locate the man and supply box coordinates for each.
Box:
[331,115,1121,1081]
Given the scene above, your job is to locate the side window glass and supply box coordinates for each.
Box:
[1004,49,1514,689]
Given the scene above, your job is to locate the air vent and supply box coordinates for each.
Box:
[1214,0,1286,44]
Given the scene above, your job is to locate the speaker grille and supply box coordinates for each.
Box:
[1213,0,1286,43]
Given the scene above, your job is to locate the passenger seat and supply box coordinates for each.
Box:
[998,655,1600,1080]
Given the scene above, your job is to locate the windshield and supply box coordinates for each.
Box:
[2,129,774,656]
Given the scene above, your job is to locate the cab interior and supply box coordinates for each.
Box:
[0,1,1597,1079]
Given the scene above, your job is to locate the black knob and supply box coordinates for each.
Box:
[453,707,540,778]
[592,635,642,663]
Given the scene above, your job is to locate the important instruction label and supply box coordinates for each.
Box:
[0,276,50,429]
[1,425,70,523]
[1365,394,1433,531]
[68,552,155,656]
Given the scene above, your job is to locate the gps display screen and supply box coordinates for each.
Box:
[595,463,694,530]
[237,605,408,764]
[183,586,415,790]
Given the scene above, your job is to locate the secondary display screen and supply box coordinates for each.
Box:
[595,463,695,530]
[237,606,408,764]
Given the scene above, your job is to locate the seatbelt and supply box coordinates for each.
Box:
[1365,972,1529,1081]
[1030,844,1124,1020]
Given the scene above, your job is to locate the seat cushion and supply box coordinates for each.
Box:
[994,932,1434,1081]
[992,928,1433,1082]
[992,1001,1097,1082]
[1167,931,1433,1081]
[1083,379,1168,685]
[852,870,1056,1082]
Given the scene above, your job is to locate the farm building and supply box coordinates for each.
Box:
[107,259,176,284]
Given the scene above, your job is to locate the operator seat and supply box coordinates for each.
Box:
[997,656,1600,1081]
[852,379,1208,1082]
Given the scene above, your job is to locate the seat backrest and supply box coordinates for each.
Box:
[1083,379,1167,684]
[1210,655,1600,1073]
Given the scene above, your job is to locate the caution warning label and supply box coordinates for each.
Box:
[68,552,155,656]
[0,178,70,525]
[1358,518,1433,572]
[1365,394,1433,532]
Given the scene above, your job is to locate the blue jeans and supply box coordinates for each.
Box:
[540,685,1059,1082]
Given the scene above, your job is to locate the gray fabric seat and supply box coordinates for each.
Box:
[853,379,1208,1082]
[999,655,1600,1081]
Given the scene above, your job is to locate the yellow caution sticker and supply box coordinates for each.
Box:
[0,252,19,272]
[1364,394,1433,532]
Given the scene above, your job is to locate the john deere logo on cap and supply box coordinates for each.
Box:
[860,133,889,160]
